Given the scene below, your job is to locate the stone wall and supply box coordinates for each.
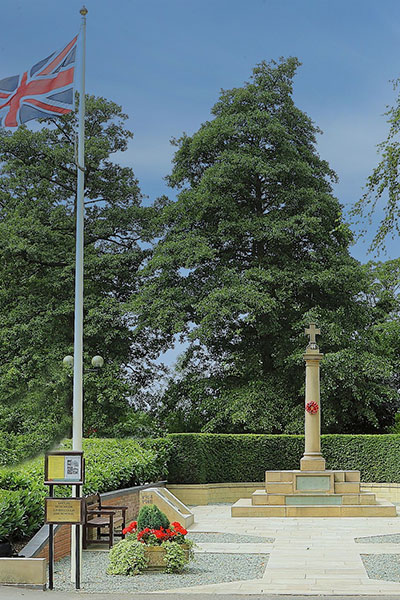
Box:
[22,481,165,563]
[166,482,264,505]
[361,483,400,504]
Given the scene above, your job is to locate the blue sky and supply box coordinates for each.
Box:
[1,0,399,265]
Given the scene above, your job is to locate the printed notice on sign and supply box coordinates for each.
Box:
[47,455,65,481]
[64,456,81,480]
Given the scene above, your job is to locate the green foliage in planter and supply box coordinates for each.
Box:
[107,537,148,576]
[137,504,169,531]
[162,541,188,573]
[166,432,400,484]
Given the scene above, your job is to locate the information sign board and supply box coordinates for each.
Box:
[44,451,84,485]
[45,497,85,524]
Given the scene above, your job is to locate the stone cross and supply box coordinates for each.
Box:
[305,323,320,348]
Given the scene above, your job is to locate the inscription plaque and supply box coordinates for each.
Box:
[45,497,85,524]
[296,475,330,492]
[286,495,342,506]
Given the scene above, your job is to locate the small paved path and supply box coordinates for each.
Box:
[160,504,400,595]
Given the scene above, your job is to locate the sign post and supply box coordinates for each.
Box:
[44,451,85,590]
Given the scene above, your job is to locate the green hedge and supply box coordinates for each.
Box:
[0,429,69,467]
[4,432,400,545]
[0,437,171,544]
[166,433,400,484]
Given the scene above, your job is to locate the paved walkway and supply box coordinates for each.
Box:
[159,504,400,595]
[4,504,400,596]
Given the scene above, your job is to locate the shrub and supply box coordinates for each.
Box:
[107,537,147,576]
[162,540,187,573]
[166,433,400,484]
[137,504,169,531]
[0,478,45,542]
[0,426,70,468]
[0,490,25,542]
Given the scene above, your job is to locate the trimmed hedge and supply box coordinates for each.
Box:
[166,433,400,484]
[0,437,171,544]
[0,430,69,467]
[4,432,400,545]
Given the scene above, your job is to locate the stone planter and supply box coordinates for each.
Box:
[144,544,190,571]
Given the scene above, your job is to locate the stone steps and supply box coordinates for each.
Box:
[231,497,397,517]
[265,481,361,494]
[252,489,377,506]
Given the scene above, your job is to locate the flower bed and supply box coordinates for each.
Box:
[107,517,194,575]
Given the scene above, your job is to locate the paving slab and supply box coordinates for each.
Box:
[173,504,400,595]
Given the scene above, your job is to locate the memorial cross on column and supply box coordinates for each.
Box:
[305,323,321,349]
[300,323,325,472]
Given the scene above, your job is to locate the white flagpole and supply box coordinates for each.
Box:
[71,5,87,585]
[73,6,87,455]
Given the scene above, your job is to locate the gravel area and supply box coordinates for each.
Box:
[188,532,273,543]
[361,554,400,582]
[53,552,269,593]
[356,534,400,543]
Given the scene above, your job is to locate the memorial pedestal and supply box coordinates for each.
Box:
[231,468,397,517]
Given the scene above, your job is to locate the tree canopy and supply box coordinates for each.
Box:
[0,95,163,445]
[0,62,399,453]
[135,58,399,434]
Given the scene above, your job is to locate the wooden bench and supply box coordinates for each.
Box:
[83,493,127,549]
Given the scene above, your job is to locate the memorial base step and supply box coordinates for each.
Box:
[252,490,377,506]
[231,497,397,517]
[265,469,360,484]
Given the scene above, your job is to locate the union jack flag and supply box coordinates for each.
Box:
[0,36,78,128]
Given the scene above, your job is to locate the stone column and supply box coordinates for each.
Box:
[300,326,325,472]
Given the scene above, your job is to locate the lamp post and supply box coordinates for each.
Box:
[63,354,104,431]
[63,354,104,370]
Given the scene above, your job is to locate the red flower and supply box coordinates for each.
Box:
[154,529,165,539]
[172,522,187,536]
[123,521,138,535]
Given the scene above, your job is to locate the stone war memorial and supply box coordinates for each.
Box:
[232,324,397,518]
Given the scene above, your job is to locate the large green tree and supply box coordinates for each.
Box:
[0,95,163,447]
[135,58,398,434]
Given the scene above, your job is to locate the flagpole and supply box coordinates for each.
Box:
[71,5,87,586]
[73,5,87,455]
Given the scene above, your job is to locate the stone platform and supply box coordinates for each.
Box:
[231,469,397,517]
